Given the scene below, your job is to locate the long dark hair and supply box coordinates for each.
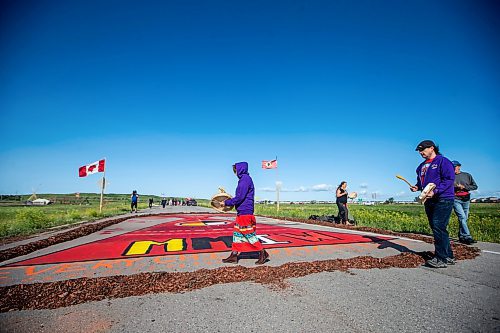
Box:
[337,181,347,191]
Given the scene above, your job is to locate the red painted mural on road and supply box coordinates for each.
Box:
[9,214,391,266]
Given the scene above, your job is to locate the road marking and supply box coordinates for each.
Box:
[482,250,500,255]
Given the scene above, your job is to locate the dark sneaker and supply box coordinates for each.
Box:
[460,238,476,245]
[446,257,456,265]
[425,257,447,268]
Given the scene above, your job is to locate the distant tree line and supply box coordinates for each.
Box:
[0,195,22,201]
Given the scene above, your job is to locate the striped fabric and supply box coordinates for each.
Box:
[231,215,263,252]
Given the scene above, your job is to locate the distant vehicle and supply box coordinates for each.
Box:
[186,199,197,206]
[27,198,52,206]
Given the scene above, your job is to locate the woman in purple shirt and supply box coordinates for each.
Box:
[411,140,455,268]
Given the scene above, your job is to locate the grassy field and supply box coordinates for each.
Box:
[254,203,500,243]
[0,193,189,238]
[1,194,498,243]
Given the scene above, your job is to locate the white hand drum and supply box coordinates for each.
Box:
[419,183,436,203]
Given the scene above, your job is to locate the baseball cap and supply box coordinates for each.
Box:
[452,160,461,167]
[415,140,436,151]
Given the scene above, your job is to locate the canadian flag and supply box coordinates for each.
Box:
[79,159,105,177]
[262,159,278,169]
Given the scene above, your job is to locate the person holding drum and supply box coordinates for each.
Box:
[220,162,269,265]
[410,140,455,268]
[336,181,353,225]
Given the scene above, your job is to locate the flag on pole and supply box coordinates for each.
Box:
[79,159,105,177]
[262,159,278,169]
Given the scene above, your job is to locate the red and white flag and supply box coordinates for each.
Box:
[79,159,105,177]
[262,159,278,169]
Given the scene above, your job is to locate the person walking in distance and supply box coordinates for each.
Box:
[451,160,478,244]
[410,140,455,268]
[220,162,269,265]
[131,190,139,213]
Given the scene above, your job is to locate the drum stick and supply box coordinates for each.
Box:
[396,174,413,187]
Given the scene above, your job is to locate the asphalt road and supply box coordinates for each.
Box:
[1,206,499,333]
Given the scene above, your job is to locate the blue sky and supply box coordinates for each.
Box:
[1,0,499,201]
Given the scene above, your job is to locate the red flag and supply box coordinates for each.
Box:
[262,160,278,169]
[79,159,105,177]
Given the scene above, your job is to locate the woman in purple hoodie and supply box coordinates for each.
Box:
[220,162,269,265]
[411,140,455,268]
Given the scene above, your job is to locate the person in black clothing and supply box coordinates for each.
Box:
[148,198,154,209]
[131,190,139,213]
[161,197,167,208]
[336,181,352,225]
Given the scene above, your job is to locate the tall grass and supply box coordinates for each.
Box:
[0,200,147,238]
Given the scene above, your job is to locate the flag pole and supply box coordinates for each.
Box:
[99,159,106,213]
[276,156,279,213]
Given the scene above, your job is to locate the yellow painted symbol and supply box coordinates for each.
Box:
[123,239,185,256]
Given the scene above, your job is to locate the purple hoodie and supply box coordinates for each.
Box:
[224,162,255,215]
[415,155,455,200]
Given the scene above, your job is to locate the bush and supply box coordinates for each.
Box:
[67,210,82,221]
[86,209,101,218]
[15,209,52,231]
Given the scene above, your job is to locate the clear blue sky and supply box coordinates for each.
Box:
[1,0,499,201]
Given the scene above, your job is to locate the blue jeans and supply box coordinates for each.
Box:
[424,199,454,261]
[453,199,472,240]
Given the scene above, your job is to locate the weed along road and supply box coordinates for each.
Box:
[0,206,499,332]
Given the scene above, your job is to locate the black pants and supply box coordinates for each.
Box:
[337,202,348,222]
[131,202,137,211]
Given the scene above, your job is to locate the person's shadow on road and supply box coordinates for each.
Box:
[365,236,433,260]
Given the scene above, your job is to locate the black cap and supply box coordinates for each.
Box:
[415,140,436,151]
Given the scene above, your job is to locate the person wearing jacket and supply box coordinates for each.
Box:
[410,140,455,268]
[130,190,139,213]
[220,162,269,265]
[451,160,478,244]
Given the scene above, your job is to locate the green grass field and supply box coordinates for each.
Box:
[1,194,498,243]
[0,193,189,238]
